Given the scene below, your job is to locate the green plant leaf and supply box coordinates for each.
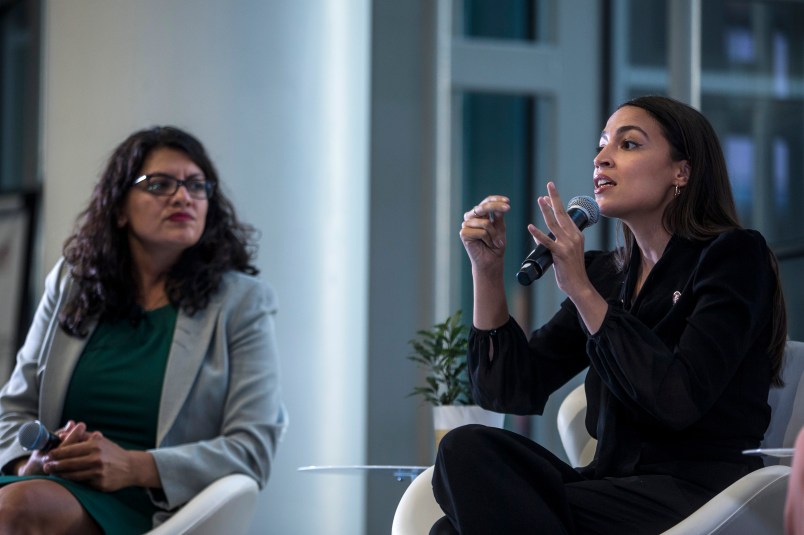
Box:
[406,309,472,406]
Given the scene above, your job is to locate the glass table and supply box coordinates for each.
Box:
[742,448,795,458]
[297,465,430,481]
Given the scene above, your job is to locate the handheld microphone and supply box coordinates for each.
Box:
[18,420,61,452]
[516,195,600,286]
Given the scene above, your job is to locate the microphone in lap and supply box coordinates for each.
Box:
[18,420,61,452]
[516,195,601,286]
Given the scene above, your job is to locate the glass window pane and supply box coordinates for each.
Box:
[459,92,545,323]
[703,96,804,245]
[626,0,667,67]
[0,0,39,192]
[702,0,804,80]
[460,0,551,43]
[779,258,804,343]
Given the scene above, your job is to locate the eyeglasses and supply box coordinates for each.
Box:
[132,173,214,200]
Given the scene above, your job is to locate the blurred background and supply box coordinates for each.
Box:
[1,0,802,533]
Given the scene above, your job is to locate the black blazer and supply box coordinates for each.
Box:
[468,229,776,493]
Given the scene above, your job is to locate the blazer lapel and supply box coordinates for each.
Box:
[156,301,220,444]
[39,326,93,431]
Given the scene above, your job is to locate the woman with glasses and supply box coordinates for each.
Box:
[0,126,286,534]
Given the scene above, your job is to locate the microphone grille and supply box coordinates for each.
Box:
[18,420,47,451]
[568,195,600,225]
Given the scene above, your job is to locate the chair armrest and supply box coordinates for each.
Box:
[392,466,444,535]
[661,465,790,535]
[557,384,596,467]
[147,474,259,535]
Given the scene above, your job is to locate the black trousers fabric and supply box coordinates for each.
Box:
[430,425,717,535]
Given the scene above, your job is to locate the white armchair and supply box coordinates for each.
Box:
[146,474,259,535]
[558,340,804,535]
[392,341,804,535]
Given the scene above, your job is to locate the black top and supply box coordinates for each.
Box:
[468,229,775,491]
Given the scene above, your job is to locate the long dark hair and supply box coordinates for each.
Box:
[59,126,258,336]
[615,96,787,385]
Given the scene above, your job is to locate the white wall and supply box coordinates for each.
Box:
[41,1,370,533]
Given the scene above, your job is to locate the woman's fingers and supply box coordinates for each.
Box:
[59,422,88,445]
[464,195,510,222]
[43,431,100,473]
[546,182,565,217]
[462,195,510,251]
[527,223,552,249]
[55,420,76,441]
[538,182,571,235]
[461,220,504,250]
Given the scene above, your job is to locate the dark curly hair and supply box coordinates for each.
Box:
[59,126,258,337]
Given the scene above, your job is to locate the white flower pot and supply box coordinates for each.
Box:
[432,405,505,451]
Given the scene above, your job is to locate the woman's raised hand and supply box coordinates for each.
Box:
[530,182,607,334]
[460,195,512,329]
[529,182,590,298]
[460,195,510,272]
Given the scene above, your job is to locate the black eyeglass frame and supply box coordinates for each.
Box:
[132,173,215,199]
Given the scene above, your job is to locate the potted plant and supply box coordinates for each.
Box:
[407,310,504,451]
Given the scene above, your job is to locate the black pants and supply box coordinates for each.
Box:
[430,425,717,535]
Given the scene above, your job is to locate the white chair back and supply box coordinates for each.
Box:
[764,340,804,459]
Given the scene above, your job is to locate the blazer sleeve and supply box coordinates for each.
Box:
[468,251,618,415]
[148,274,287,510]
[0,259,70,472]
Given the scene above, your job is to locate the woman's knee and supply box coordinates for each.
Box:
[0,480,99,534]
[0,481,48,525]
[435,424,511,477]
[439,424,500,455]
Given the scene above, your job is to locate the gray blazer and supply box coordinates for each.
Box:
[0,258,287,514]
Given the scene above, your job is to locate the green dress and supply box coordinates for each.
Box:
[0,305,176,534]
